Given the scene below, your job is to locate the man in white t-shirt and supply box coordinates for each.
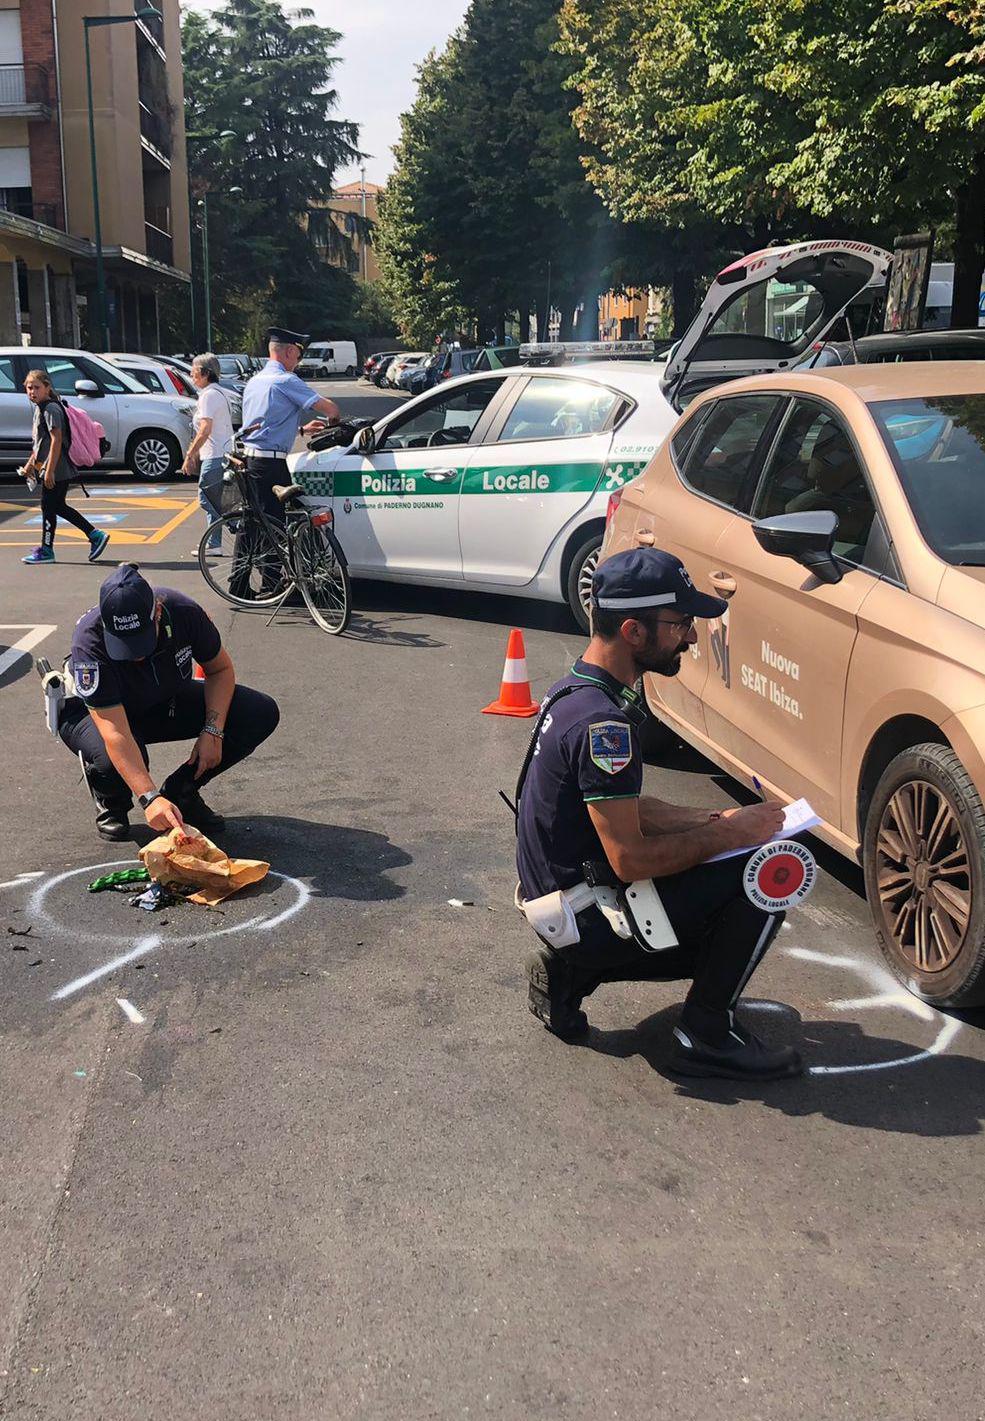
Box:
[183,352,236,553]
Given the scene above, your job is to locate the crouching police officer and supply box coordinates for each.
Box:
[60,563,279,841]
[515,548,802,1081]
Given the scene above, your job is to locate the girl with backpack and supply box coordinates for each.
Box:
[19,369,109,565]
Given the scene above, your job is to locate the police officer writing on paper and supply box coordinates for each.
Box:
[516,548,802,1081]
[240,327,341,522]
[60,564,279,841]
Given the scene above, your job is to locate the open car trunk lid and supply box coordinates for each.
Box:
[662,240,892,410]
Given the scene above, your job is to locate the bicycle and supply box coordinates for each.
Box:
[197,435,352,636]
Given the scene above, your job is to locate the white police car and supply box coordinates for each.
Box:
[290,240,889,627]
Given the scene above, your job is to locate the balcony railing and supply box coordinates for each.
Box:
[145,221,173,265]
[0,64,52,114]
[139,100,172,159]
[135,0,166,47]
[0,196,61,229]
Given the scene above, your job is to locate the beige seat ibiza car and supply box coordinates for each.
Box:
[604,361,985,1006]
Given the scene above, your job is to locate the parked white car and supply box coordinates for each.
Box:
[0,347,194,479]
[296,340,358,379]
[104,353,243,429]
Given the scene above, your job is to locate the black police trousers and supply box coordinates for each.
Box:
[246,456,290,525]
[59,683,280,811]
[555,854,783,1039]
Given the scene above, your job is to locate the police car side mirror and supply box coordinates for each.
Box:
[355,424,376,456]
[752,510,844,585]
[75,379,100,398]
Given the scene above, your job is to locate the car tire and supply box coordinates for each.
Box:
[862,741,985,1007]
[345,365,356,377]
[127,430,182,481]
[565,532,603,633]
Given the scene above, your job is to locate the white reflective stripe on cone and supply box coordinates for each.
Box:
[500,659,529,684]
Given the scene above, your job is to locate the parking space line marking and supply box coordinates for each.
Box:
[0,623,56,679]
[145,499,200,544]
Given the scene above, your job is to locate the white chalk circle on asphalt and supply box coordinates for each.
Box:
[19,860,310,1002]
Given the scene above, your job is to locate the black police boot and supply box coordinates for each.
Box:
[94,799,132,842]
[526,947,589,1041]
[160,765,226,834]
[669,1017,802,1081]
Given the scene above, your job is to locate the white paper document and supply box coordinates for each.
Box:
[704,797,821,864]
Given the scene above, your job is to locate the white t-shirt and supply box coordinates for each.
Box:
[195,382,234,460]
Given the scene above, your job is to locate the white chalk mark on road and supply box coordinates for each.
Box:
[0,624,57,680]
[115,997,146,1024]
[54,937,161,1001]
[784,941,962,1072]
[0,871,45,891]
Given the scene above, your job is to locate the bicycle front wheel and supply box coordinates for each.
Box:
[199,510,293,609]
[291,518,351,635]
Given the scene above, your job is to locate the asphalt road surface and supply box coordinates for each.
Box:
[2,379,984,1420]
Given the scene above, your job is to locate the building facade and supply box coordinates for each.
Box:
[598,287,667,341]
[0,0,189,349]
[323,177,380,284]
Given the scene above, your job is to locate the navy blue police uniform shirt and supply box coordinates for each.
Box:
[70,589,221,716]
[517,659,643,901]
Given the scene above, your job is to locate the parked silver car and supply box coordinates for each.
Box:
[0,347,195,479]
[104,353,243,429]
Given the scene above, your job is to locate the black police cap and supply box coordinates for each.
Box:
[266,327,310,348]
[592,548,727,619]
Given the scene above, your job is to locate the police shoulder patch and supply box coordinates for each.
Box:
[73,661,100,698]
[588,719,633,775]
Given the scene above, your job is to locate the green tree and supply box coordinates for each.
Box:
[179,0,362,347]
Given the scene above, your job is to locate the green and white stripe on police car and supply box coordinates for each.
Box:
[295,452,653,502]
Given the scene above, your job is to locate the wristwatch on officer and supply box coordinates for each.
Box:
[138,788,162,811]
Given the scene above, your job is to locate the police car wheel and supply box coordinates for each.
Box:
[862,742,985,1008]
[127,430,181,481]
[566,533,602,632]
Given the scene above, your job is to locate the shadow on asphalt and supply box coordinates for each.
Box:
[219,813,411,902]
[579,1001,985,1137]
[352,578,578,633]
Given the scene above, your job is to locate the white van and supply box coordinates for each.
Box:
[297,341,358,379]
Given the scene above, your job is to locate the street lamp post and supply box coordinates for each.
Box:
[83,7,162,350]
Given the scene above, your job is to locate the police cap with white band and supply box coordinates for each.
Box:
[591,547,728,620]
[98,562,158,660]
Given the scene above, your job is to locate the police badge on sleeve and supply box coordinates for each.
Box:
[588,720,632,775]
[73,662,100,698]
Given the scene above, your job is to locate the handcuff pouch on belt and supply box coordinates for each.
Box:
[518,862,678,954]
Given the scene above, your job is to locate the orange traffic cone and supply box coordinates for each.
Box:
[193,662,205,681]
[483,629,540,717]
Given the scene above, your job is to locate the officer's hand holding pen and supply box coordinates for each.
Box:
[718,801,785,847]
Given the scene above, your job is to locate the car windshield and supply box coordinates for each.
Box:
[872,395,985,565]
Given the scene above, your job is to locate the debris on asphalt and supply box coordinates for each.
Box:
[130,881,179,912]
[115,998,146,1025]
[88,868,150,893]
[447,898,475,908]
[140,828,269,906]
[27,957,42,967]
[7,924,35,937]
[73,1070,86,1079]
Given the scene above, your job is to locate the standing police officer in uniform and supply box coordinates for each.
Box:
[240,328,342,524]
[515,547,803,1081]
[60,563,280,841]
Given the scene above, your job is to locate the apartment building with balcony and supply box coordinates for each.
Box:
[0,0,189,350]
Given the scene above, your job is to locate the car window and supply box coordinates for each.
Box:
[80,358,130,394]
[681,395,783,512]
[670,406,709,469]
[872,395,985,566]
[0,356,17,392]
[380,378,502,451]
[709,278,825,345]
[129,368,166,393]
[35,356,94,396]
[753,400,876,564]
[497,378,619,442]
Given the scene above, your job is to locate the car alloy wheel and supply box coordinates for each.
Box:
[131,435,175,480]
[577,545,600,617]
[875,778,971,972]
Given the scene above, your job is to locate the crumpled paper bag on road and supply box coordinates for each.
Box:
[139,827,270,907]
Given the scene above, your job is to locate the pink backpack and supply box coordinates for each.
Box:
[64,401,106,470]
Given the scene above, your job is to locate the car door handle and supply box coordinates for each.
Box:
[709,570,737,596]
[423,468,458,482]
[635,529,655,546]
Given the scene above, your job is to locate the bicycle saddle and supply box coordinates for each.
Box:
[272,483,304,503]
